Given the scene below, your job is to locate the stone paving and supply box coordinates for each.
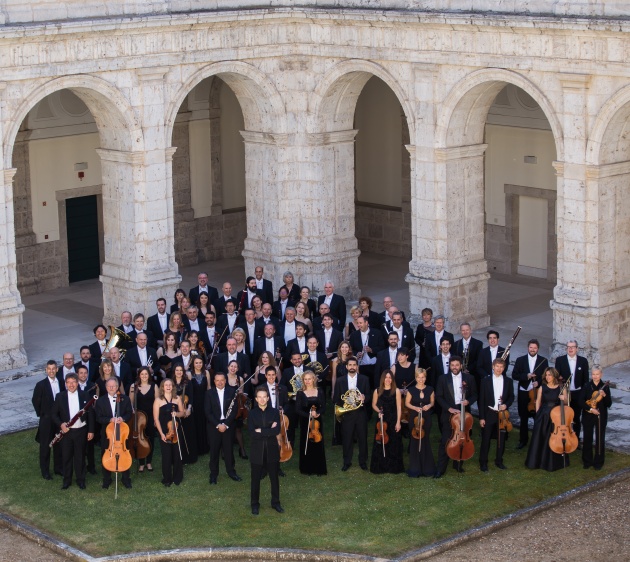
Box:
[1,254,628,453]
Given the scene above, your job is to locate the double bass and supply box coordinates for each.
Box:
[446,381,475,463]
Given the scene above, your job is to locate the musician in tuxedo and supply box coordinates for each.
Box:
[303,336,329,386]
[254,265,274,305]
[511,339,549,449]
[253,323,285,366]
[280,352,305,447]
[199,311,220,353]
[170,340,195,373]
[272,287,294,321]
[88,324,109,361]
[128,313,157,350]
[423,315,454,362]
[312,303,342,333]
[430,337,453,429]
[214,282,238,316]
[349,316,385,388]
[285,321,309,361]
[434,356,478,478]
[315,313,344,360]
[375,332,401,385]
[278,307,300,347]
[94,377,132,489]
[379,296,406,325]
[453,322,483,389]
[183,305,203,333]
[57,353,77,381]
[213,337,252,377]
[108,347,134,393]
[189,272,219,307]
[334,358,370,471]
[51,374,95,489]
[147,297,170,347]
[261,366,289,411]
[117,311,135,350]
[75,365,97,474]
[124,333,160,384]
[215,301,243,338]
[414,308,434,370]
[249,385,283,515]
[317,281,347,328]
[204,372,241,484]
[32,360,64,480]
[74,346,99,383]
[478,358,515,472]
[555,340,590,443]
[382,311,416,364]
[476,330,505,380]
[256,303,280,332]
[582,366,612,470]
[242,308,263,361]
[236,276,263,312]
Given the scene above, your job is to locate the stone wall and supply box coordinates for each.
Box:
[356,203,411,258]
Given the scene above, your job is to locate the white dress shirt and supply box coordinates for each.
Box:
[189,318,200,332]
[49,376,60,400]
[347,373,358,390]
[158,313,168,332]
[138,347,148,366]
[452,373,463,405]
[67,390,85,428]
[217,387,226,421]
[283,321,296,344]
[491,375,504,410]
[226,314,237,332]
[434,330,444,352]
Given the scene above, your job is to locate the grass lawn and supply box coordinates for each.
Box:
[1,415,628,558]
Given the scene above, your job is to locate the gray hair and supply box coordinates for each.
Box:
[567,339,579,347]
[434,314,445,322]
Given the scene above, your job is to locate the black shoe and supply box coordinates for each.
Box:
[278,469,285,477]
[341,464,351,472]
[42,473,52,481]
[480,466,489,473]
[78,483,86,490]
[87,468,97,475]
[102,481,111,489]
[583,464,591,469]
[594,465,602,471]
[123,481,132,489]
[209,477,217,485]
[456,465,465,473]
[54,470,63,476]
[359,463,368,471]
[272,504,285,513]
[239,449,249,460]
[516,442,527,450]
[61,484,70,490]
[495,462,507,470]
[163,482,172,487]
[433,471,442,479]
[229,473,242,482]
[252,506,259,515]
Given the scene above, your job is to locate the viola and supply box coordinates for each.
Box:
[549,388,578,455]
[527,388,537,413]
[279,408,292,463]
[411,411,425,440]
[308,406,322,443]
[375,413,389,445]
[446,381,475,462]
[586,381,610,409]
[498,399,513,433]
[128,385,151,460]
[102,392,133,473]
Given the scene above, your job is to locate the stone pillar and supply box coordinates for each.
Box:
[241,130,360,298]
[407,143,490,328]
[0,167,28,369]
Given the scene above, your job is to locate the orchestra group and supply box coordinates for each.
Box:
[32,267,612,513]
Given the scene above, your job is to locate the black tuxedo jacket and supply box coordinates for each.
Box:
[212,351,251,377]
[73,360,99,383]
[32,374,65,418]
[303,352,329,383]
[204,385,238,428]
[286,337,308,361]
[236,289,263,312]
[424,330,455,360]
[281,366,304,390]
[252,336,286,365]
[124,346,159,378]
[255,315,280,332]
[248,406,281,465]
[147,313,170,341]
[51,390,95,432]
[257,278,274,305]
[317,294,347,327]
[88,341,106,361]
[511,354,549,391]
[554,354,590,390]
[333,374,371,409]
[375,348,399,382]
[430,354,452,389]
[453,337,484,377]
[94,393,132,447]
[476,346,506,379]
[349,328,385,359]
[189,285,219,307]
[272,299,295,321]
[381,324,416,363]
[312,314,343,333]
[435,372,478,422]
[478,375,515,422]
[111,361,134,393]
[128,328,157,350]
[315,328,344,356]
[215,313,244,338]
[242,322,263,357]
[379,309,407,325]
[213,295,239,316]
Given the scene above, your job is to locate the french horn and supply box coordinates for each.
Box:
[335,388,364,422]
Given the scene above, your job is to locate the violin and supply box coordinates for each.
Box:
[400,382,411,424]
[527,388,537,413]
[128,385,151,460]
[102,392,133,473]
[308,406,322,443]
[497,399,513,433]
[549,386,578,455]
[446,381,475,462]
[236,392,249,420]
[411,411,425,440]
[165,417,178,444]
[586,381,610,409]
[279,408,292,462]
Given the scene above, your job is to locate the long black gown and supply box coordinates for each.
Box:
[190,373,210,456]
[406,385,436,477]
[158,400,183,485]
[134,383,156,466]
[370,390,404,474]
[296,389,327,475]
[394,362,415,389]
[525,385,569,471]
[174,380,198,464]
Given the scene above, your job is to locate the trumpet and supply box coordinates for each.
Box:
[334,388,364,422]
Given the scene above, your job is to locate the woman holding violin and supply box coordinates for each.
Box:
[171,364,198,465]
[227,360,248,459]
[406,368,436,477]
[525,367,570,471]
[370,370,404,474]
[296,371,327,475]
[153,378,185,486]
[128,367,156,473]
[581,366,612,470]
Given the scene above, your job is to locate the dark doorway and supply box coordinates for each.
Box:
[66,195,100,283]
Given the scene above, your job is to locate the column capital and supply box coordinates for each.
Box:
[95,148,144,165]
[586,160,630,180]
[3,168,17,184]
[435,144,487,162]
[165,147,178,162]
[240,130,288,146]
[137,67,169,82]
[558,73,591,91]
[305,130,358,146]
[552,160,564,177]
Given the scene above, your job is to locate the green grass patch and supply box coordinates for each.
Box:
[1,418,628,558]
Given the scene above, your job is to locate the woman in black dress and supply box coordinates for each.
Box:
[525,368,569,471]
[171,288,186,314]
[227,360,248,459]
[296,371,327,475]
[153,378,184,486]
[171,364,198,465]
[406,368,436,477]
[370,370,404,474]
[189,356,211,457]
[96,359,124,397]
[330,341,352,445]
[128,367,156,473]
[280,271,300,303]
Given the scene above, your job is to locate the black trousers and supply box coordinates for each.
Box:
[570,390,583,439]
[517,390,536,445]
[251,460,280,508]
[582,412,607,468]
[283,401,298,448]
[38,416,62,476]
[160,440,183,485]
[60,426,88,486]
[340,409,368,465]
[479,416,507,467]
[208,425,236,478]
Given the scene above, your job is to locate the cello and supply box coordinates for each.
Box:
[446,381,475,464]
[549,379,578,461]
[102,392,132,497]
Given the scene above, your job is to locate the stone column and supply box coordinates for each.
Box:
[241,130,360,298]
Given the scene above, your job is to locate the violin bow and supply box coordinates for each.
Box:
[171,406,183,461]
[380,409,386,457]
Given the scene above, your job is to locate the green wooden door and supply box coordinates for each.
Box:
[66,195,100,283]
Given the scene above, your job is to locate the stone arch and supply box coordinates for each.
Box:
[165,60,286,143]
[436,68,563,160]
[4,74,142,168]
[587,83,630,166]
[313,59,416,144]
